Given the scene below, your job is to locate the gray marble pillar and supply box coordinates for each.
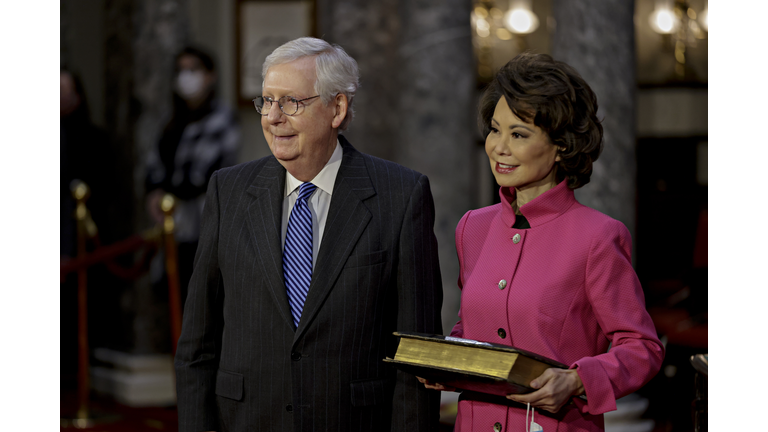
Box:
[129,0,190,353]
[551,0,637,240]
[316,0,401,162]
[396,1,475,334]
[60,1,70,68]
[134,0,190,196]
[104,0,139,350]
[318,0,475,333]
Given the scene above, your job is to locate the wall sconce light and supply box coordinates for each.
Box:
[649,0,707,79]
[649,0,679,34]
[699,0,708,32]
[471,0,541,81]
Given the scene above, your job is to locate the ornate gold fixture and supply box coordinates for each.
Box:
[649,0,708,78]
[472,0,541,81]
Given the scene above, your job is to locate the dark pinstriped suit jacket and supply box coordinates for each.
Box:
[175,136,443,432]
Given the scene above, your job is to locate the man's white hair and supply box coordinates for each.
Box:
[262,37,360,130]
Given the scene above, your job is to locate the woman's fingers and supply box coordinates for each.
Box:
[416,376,455,391]
[506,368,583,413]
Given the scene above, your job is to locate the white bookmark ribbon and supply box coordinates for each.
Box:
[526,403,543,432]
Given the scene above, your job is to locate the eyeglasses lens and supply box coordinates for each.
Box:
[254,96,298,116]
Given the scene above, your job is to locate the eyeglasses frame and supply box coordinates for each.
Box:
[253,95,321,116]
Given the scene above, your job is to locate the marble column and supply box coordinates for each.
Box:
[94,0,139,352]
[318,0,475,333]
[316,0,401,162]
[133,0,190,194]
[128,0,190,353]
[60,1,70,68]
[396,0,475,334]
[551,0,637,240]
[105,0,137,239]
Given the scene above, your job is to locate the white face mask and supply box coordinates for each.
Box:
[176,70,207,100]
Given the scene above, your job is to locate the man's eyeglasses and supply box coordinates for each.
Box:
[253,95,321,116]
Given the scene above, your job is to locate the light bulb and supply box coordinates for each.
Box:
[504,8,539,34]
[649,8,678,34]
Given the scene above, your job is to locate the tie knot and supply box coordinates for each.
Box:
[297,182,317,201]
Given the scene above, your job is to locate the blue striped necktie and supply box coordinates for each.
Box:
[283,182,318,328]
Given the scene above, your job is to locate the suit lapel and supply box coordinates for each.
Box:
[295,138,376,341]
[245,158,295,329]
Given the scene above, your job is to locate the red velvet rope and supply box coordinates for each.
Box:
[60,232,160,281]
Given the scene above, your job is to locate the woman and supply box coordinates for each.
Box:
[145,47,241,304]
[420,53,664,431]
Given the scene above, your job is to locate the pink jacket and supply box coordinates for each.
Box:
[451,181,664,432]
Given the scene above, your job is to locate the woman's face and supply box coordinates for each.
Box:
[485,96,561,198]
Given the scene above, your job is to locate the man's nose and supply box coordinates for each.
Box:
[266,103,285,123]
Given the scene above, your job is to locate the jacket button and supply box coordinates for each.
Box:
[497,328,506,339]
[286,404,293,412]
[291,352,302,361]
[512,233,521,244]
[494,422,503,431]
[498,279,507,290]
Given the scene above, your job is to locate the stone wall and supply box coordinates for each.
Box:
[552,0,637,240]
[317,0,475,332]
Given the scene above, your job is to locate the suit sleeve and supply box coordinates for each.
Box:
[174,170,225,432]
[572,219,665,415]
[390,174,443,432]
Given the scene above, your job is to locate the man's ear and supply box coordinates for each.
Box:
[331,93,348,129]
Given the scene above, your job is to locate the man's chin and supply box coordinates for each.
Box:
[272,153,302,170]
[270,141,300,160]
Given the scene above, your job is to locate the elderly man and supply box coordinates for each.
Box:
[174,37,443,432]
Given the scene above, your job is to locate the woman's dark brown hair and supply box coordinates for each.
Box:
[478,52,603,189]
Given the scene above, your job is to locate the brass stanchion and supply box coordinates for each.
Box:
[161,194,183,356]
[61,180,119,429]
[131,195,181,432]
[690,354,708,432]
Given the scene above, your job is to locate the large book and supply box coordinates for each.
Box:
[384,332,569,397]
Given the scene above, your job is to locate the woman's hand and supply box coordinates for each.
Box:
[416,376,456,392]
[506,368,584,413]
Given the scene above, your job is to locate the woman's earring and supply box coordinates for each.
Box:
[556,147,565,162]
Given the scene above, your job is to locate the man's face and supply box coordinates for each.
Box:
[261,56,340,181]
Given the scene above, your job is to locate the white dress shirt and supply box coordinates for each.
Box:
[281,140,343,266]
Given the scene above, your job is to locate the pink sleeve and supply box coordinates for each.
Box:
[572,219,665,415]
[449,211,471,338]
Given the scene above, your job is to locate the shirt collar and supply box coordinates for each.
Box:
[285,139,343,197]
[500,180,578,228]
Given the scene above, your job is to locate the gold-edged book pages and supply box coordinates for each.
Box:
[384,332,568,397]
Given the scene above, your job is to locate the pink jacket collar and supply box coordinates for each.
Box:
[499,180,578,228]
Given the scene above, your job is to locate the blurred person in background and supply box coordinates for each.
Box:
[145,46,241,306]
[61,68,122,385]
[418,53,664,432]
[60,69,111,258]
